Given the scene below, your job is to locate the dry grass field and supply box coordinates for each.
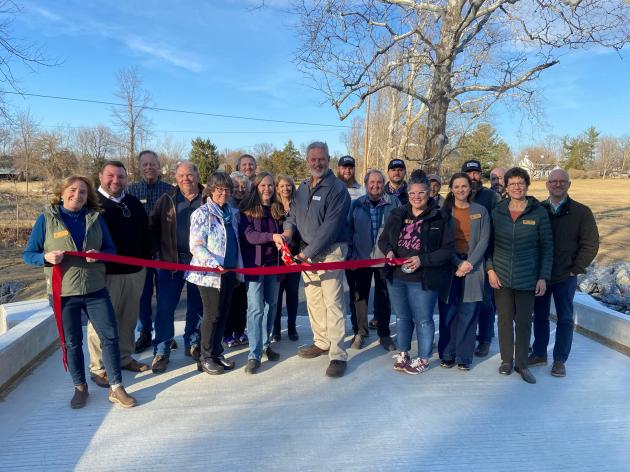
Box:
[0,178,628,302]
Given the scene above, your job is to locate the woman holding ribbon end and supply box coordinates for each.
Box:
[186,171,244,376]
[378,176,454,375]
[23,175,137,409]
[239,171,286,374]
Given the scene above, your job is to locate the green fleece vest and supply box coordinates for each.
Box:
[42,205,106,296]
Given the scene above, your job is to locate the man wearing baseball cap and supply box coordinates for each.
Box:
[427,174,444,207]
[461,159,500,358]
[337,155,364,201]
[385,159,408,206]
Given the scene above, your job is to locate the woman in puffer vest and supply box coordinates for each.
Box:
[23,175,137,409]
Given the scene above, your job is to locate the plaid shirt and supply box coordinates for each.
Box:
[367,198,388,245]
[126,178,174,215]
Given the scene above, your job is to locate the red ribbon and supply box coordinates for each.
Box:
[51,251,406,370]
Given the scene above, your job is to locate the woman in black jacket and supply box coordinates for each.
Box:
[487,167,553,384]
[378,177,454,375]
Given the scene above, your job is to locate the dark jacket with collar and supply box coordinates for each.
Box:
[487,196,553,291]
[542,196,599,285]
[378,199,454,298]
[284,169,351,260]
[150,184,204,263]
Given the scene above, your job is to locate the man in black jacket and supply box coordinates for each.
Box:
[529,169,599,377]
[462,159,500,357]
[87,161,151,388]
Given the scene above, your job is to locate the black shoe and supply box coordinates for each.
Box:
[134,331,152,353]
[244,359,261,374]
[213,355,235,371]
[515,366,536,384]
[189,346,200,362]
[499,362,513,375]
[288,329,299,342]
[325,360,347,378]
[70,384,89,409]
[170,339,178,350]
[379,336,397,352]
[198,359,224,375]
[152,355,170,374]
[368,319,378,330]
[457,363,471,371]
[440,360,455,369]
[271,332,281,342]
[475,342,490,357]
[263,347,280,361]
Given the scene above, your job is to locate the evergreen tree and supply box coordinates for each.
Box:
[456,123,512,175]
[189,137,219,183]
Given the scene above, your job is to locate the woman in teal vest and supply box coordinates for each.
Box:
[24,175,137,409]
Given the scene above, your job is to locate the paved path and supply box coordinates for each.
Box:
[1,317,629,471]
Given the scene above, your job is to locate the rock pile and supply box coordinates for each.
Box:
[578,262,630,314]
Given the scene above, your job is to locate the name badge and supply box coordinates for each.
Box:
[140,198,147,204]
[470,213,481,220]
[312,196,321,201]
[523,219,536,225]
[53,230,69,239]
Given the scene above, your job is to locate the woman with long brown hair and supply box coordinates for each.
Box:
[239,171,286,374]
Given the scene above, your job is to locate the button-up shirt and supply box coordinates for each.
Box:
[126,178,173,215]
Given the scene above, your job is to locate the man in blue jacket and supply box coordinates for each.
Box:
[283,142,351,378]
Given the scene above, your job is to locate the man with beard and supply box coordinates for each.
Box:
[237,154,257,181]
[427,174,444,207]
[337,155,364,200]
[385,159,408,206]
[490,167,507,198]
[461,159,500,358]
[283,141,351,378]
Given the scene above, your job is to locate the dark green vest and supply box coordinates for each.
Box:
[42,205,106,296]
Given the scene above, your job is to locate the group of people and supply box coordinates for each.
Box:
[23,140,600,410]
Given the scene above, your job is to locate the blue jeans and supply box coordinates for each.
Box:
[153,269,202,356]
[246,275,279,361]
[532,276,578,363]
[476,280,495,343]
[439,277,479,365]
[387,278,437,359]
[137,267,158,334]
[58,288,122,386]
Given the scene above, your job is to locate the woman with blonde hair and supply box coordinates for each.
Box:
[23,175,137,409]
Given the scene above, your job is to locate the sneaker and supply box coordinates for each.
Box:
[237,333,249,346]
[404,358,429,375]
[474,341,490,357]
[393,352,410,371]
[440,359,455,369]
[70,384,89,409]
[351,334,364,350]
[379,336,397,352]
[551,361,566,377]
[528,354,548,366]
[244,359,261,374]
[263,347,280,361]
[325,360,347,378]
[213,355,236,371]
[272,332,281,342]
[198,359,225,375]
[108,386,137,408]
[457,363,471,371]
[223,336,238,348]
[151,354,169,374]
[368,319,378,330]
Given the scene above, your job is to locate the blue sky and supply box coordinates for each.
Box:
[6,0,630,157]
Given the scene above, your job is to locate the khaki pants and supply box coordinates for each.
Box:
[302,243,348,361]
[88,269,145,374]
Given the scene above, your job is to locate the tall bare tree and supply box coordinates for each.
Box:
[293,0,630,172]
[13,109,38,195]
[75,125,116,178]
[111,67,152,178]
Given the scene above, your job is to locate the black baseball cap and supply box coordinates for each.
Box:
[388,159,406,170]
[338,155,355,167]
[462,160,482,172]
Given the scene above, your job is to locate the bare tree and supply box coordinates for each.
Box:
[75,125,116,177]
[13,109,38,194]
[597,136,622,178]
[111,67,152,178]
[293,0,630,172]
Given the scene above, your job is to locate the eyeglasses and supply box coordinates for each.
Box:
[116,202,131,218]
[507,182,527,188]
[213,187,231,194]
[548,180,568,185]
[408,191,428,198]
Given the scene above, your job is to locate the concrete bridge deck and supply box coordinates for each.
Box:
[0,317,629,471]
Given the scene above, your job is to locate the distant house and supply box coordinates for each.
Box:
[516,156,558,179]
[0,155,20,180]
